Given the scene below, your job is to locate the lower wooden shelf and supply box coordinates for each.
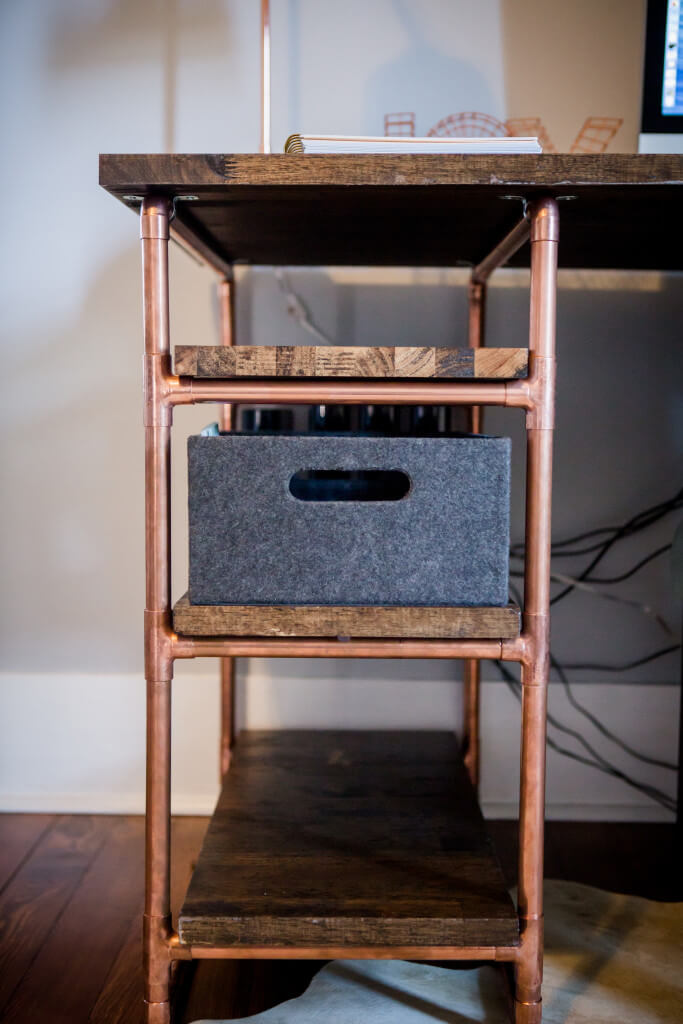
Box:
[178,730,519,951]
[173,595,521,639]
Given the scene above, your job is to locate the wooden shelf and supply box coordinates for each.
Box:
[100,153,683,270]
[173,594,521,639]
[174,344,528,380]
[178,729,519,949]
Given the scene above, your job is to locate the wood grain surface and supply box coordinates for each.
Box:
[173,594,521,639]
[174,345,528,379]
[179,730,519,949]
[100,153,683,270]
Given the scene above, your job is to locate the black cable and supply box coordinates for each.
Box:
[550,654,678,772]
[584,543,672,584]
[510,488,683,602]
[495,662,676,812]
[510,488,683,561]
[550,492,682,606]
[563,643,681,673]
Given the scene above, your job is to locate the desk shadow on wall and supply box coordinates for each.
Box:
[361,0,502,136]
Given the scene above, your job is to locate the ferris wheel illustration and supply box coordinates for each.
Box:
[426,111,508,138]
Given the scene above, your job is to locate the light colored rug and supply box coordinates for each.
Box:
[192,881,683,1023]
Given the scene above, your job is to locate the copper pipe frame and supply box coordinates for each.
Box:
[173,635,524,661]
[514,198,558,1024]
[142,197,174,1024]
[217,274,237,778]
[261,0,271,153]
[172,377,531,407]
[462,278,487,789]
[171,943,519,962]
[140,198,556,1024]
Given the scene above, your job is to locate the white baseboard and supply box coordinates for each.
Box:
[0,671,677,821]
[0,792,672,822]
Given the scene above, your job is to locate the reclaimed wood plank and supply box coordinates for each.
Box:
[174,346,198,375]
[173,345,527,379]
[474,348,528,379]
[100,153,683,191]
[179,730,519,949]
[394,346,436,377]
[173,594,521,639]
[435,348,473,378]
[100,154,683,270]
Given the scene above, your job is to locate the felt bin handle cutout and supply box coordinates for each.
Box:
[289,469,411,502]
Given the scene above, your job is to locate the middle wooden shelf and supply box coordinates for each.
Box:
[173,595,521,639]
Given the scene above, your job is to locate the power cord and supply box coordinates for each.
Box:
[494,660,676,814]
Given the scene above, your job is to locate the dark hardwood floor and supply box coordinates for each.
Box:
[0,813,679,1023]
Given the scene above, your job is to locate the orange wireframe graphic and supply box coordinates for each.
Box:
[570,116,623,153]
[383,110,623,152]
[427,111,508,138]
[384,112,416,136]
[505,117,556,153]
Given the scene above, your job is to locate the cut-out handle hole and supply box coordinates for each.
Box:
[289,469,411,502]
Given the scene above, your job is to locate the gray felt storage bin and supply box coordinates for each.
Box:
[188,432,511,606]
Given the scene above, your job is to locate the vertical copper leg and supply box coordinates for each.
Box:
[141,197,173,1024]
[217,274,237,777]
[515,199,558,1024]
[462,280,487,788]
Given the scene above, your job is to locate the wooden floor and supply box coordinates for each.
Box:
[0,813,679,1024]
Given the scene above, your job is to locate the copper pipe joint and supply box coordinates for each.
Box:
[143,912,173,1002]
[144,610,173,681]
[140,198,171,240]
[528,198,560,244]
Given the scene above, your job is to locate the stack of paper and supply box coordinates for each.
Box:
[284,134,542,154]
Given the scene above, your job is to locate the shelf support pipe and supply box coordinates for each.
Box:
[515,198,558,1024]
[217,272,237,778]
[174,377,530,407]
[462,278,487,789]
[141,196,174,1024]
[471,215,530,285]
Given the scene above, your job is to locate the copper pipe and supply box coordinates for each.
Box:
[515,198,558,1021]
[170,222,233,278]
[171,943,519,962]
[467,280,486,434]
[261,0,271,153]
[462,278,487,788]
[471,216,530,284]
[175,377,529,407]
[172,635,525,661]
[462,660,481,786]
[217,273,237,777]
[141,197,173,1022]
[220,657,236,776]
[216,274,236,432]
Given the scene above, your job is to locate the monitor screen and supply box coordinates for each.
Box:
[641,0,683,135]
[662,0,683,115]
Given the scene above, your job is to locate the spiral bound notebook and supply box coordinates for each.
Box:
[284,133,542,154]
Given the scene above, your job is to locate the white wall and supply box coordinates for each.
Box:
[0,0,679,820]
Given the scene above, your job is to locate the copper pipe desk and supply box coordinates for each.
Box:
[100,153,683,1024]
